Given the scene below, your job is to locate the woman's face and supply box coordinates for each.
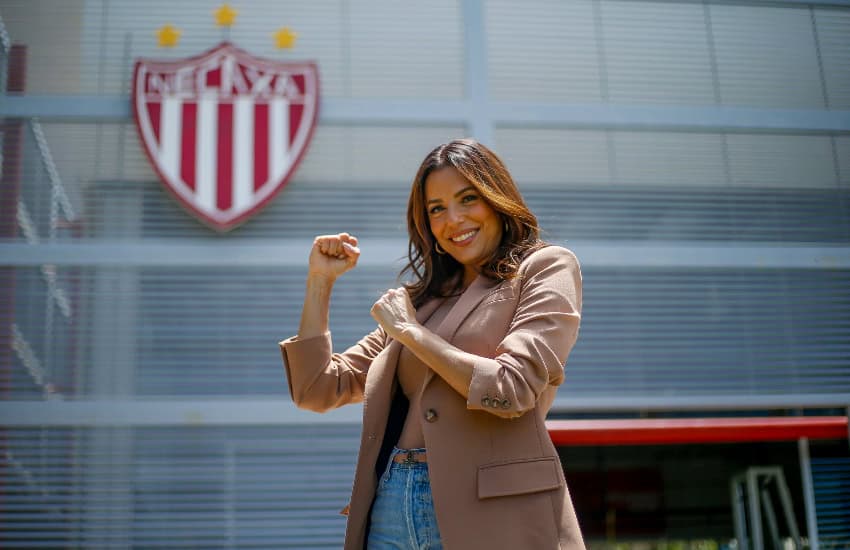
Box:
[424,167,503,285]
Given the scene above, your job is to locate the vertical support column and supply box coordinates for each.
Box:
[798,437,820,550]
[84,185,143,549]
[0,43,27,395]
[0,43,26,540]
[731,476,749,550]
[747,470,764,550]
[461,0,493,146]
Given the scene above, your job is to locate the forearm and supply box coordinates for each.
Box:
[297,274,335,339]
[397,324,475,398]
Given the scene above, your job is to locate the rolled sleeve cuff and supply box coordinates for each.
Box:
[279,331,332,398]
[466,359,508,412]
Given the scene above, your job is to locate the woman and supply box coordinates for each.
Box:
[280,139,585,549]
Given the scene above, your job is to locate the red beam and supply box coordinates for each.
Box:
[546,416,848,446]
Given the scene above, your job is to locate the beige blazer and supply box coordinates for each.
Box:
[280,245,585,550]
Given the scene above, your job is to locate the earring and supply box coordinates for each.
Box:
[434,242,446,255]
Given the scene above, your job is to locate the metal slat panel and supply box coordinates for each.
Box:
[80,0,349,97]
[0,425,359,549]
[814,7,850,109]
[6,265,850,399]
[348,0,463,99]
[711,4,826,108]
[486,0,604,102]
[811,457,850,545]
[570,268,850,396]
[495,128,612,184]
[726,134,837,188]
[498,128,842,190]
[601,0,717,105]
[839,136,850,187]
[1,0,85,95]
[611,131,727,186]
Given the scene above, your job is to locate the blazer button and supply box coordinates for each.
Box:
[501,399,511,409]
[481,397,490,407]
[424,408,438,422]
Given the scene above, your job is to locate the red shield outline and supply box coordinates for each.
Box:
[132,42,319,231]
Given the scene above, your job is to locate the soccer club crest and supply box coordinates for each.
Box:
[132,42,319,231]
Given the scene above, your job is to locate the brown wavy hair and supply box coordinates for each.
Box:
[402,138,546,306]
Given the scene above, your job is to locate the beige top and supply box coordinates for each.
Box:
[395,295,459,449]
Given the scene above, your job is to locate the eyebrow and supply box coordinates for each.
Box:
[426,186,476,204]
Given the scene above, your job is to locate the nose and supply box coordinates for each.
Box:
[446,204,465,225]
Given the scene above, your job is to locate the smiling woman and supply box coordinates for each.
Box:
[404,138,547,307]
[279,138,584,549]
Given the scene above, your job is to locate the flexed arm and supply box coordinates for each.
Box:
[298,232,360,339]
[281,233,388,413]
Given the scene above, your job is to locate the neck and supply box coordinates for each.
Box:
[462,268,478,289]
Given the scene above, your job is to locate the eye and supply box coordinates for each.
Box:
[461,193,478,203]
[428,204,444,215]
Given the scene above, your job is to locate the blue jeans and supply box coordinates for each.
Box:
[367,448,443,550]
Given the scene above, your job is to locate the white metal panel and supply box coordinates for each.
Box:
[1,0,85,94]
[601,0,717,105]
[348,126,467,184]
[348,0,463,99]
[711,4,826,108]
[837,136,850,187]
[726,134,837,187]
[611,131,727,186]
[814,7,850,109]
[494,128,611,185]
[76,0,349,96]
[486,0,603,102]
[0,425,359,549]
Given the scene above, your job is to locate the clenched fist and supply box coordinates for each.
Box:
[309,233,360,282]
[371,287,419,340]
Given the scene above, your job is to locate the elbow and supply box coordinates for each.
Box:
[291,389,337,414]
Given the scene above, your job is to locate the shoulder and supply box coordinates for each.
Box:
[519,245,580,277]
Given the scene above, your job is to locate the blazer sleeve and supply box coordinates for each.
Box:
[466,246,582,419]
[279,326,387,413]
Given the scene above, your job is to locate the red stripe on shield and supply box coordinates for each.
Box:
[181,102,197,191]
[217,102,233,211]
[254,103,269,192]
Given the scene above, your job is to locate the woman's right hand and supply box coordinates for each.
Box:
[308,233,360,282]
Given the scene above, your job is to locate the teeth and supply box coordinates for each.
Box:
[451,230,476,242]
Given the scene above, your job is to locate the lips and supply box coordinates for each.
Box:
[449,228,478,246]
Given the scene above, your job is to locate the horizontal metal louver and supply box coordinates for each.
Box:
[5,122,845,242]
[7,265,849,399]
[811,457,850,546]
[0,425,359,549]
[813,7,850,109]
[4,0,846,111]
[708,4,825,108]
[600,0,717,105]
[486,0,604,102]
[79,181,850,242]
[3,0,464,99]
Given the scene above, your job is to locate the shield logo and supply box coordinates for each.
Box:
[132,42,319,231]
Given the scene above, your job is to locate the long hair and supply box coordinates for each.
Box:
[402,138,545,307]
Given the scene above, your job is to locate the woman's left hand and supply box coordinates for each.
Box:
[370,288,419,340]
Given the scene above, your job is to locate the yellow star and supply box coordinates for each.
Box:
[214,4,238,27]
[273,27,298,49]
[156,24,181,48]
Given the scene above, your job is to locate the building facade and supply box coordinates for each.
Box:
[2,0,849,547]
